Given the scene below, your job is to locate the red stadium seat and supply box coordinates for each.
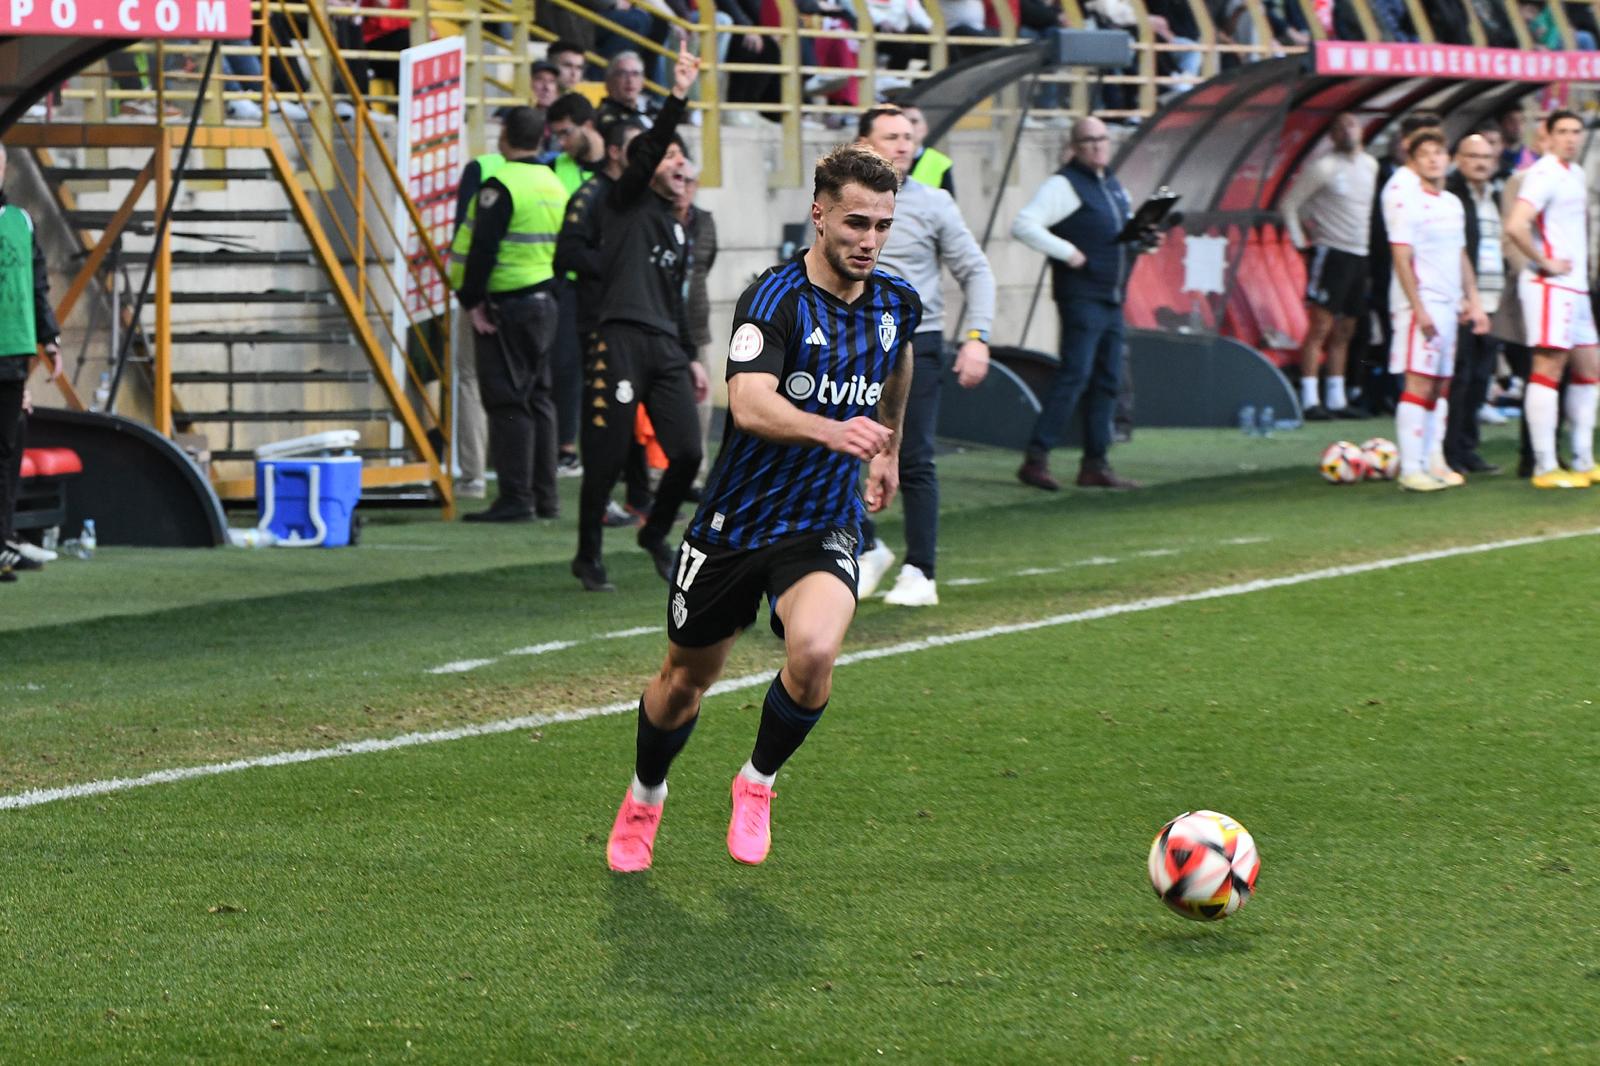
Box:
[21,448,83,478]
[15,447,83,533]
[1231,225,1305,367]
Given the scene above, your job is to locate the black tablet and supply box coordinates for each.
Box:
[1117,188,1181,243]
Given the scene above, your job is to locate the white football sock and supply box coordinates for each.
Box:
[1397,397,1428,476]
[1426,397,1449,471]
[739,760,777,788]
[1525,378,1561,475]
[631,774,668,806]
[1301,375,1320,409]
[1326,375,1347,411]
[1564,381,1599,471]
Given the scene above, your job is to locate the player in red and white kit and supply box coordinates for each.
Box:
[1382,128,1489,492]
[1505,110,1599,489]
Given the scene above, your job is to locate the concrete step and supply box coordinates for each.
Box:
[170,291,336,305]
[43,166,275,183]
[169,328,354,346]
[172,369,373,385]
[177,408,394,424]
[67,207,296,227]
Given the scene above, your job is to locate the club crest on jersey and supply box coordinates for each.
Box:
[616,380,634,404]
[671,591,688,629]
[878,311,896,352]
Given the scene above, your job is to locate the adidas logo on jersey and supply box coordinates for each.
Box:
[804,327,827,345]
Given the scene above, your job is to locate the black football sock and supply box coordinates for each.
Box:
[749,672,826,778]
[634,698,698,796]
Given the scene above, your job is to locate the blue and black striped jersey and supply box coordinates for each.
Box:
[686,252,922,550]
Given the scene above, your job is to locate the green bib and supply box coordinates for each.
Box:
[552,153,589,199]
[447,153,506,290]
[478,161,567,293]
[909,148,953,192]
[0,205,38,357]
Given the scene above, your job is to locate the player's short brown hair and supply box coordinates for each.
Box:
[813,143,900,203]
[1545,108,1583,133]
[1403,128,1445,158]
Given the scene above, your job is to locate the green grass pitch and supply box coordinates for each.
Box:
[3,425,1599,1062]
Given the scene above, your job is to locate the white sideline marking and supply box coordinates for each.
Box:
[8,526,1590,813]
[507,640,579,657]
[426,659,498,675]
[601,626,659,639]
[417,535,1262,674]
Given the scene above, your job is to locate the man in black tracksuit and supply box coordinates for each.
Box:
[555,118,655,526]
[571,44,707,592]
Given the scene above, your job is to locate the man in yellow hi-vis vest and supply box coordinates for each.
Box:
[902,104,955,198]
[454,108,570,523]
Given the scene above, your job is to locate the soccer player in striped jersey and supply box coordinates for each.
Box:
[605,144,920,872]
[1505,110,1599,488]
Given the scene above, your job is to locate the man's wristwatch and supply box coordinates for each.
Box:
[965,329,989,343]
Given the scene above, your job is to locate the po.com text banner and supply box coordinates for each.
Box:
[1315,40,1600,82]
[0,0,251,38]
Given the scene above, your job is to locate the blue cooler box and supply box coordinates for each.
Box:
[255,456,362,547]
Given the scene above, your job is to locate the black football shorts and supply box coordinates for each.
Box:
[665,525,861,648]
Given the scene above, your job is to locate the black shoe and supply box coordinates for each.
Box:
[601,501,644,528]
[2,544,41,571]
[571,557,615,592]
[638,531,676,582]
[1303,405,1332,421]
[463,504,536,523]
[1331,406,1367,420]
[683,484,703,504]
[1460,455,1502,475]
[1076,464,1142,489]
[1016,459,1060,491]
[536,508,561,520]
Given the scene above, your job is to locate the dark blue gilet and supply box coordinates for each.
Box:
[1048,159,1133,306]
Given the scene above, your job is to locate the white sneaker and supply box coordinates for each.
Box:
[882,564,939,607]
[454,478,487,500]
[226,99,263,120]
[856,541,895,599]
[7,540,56,564]
[1479,403,1508,425]
[334,100,356,119]
[271,99,309,121]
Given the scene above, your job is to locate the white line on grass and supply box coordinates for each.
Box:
[417,535,1258,673]
[507,640,579,657]
[601,626,660,639]
[425,659,498,675]
[6,525,1593,814]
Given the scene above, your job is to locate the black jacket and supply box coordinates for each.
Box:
[555,171,614,334]
[596,93,691,342]
[1445,169,1499,271]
